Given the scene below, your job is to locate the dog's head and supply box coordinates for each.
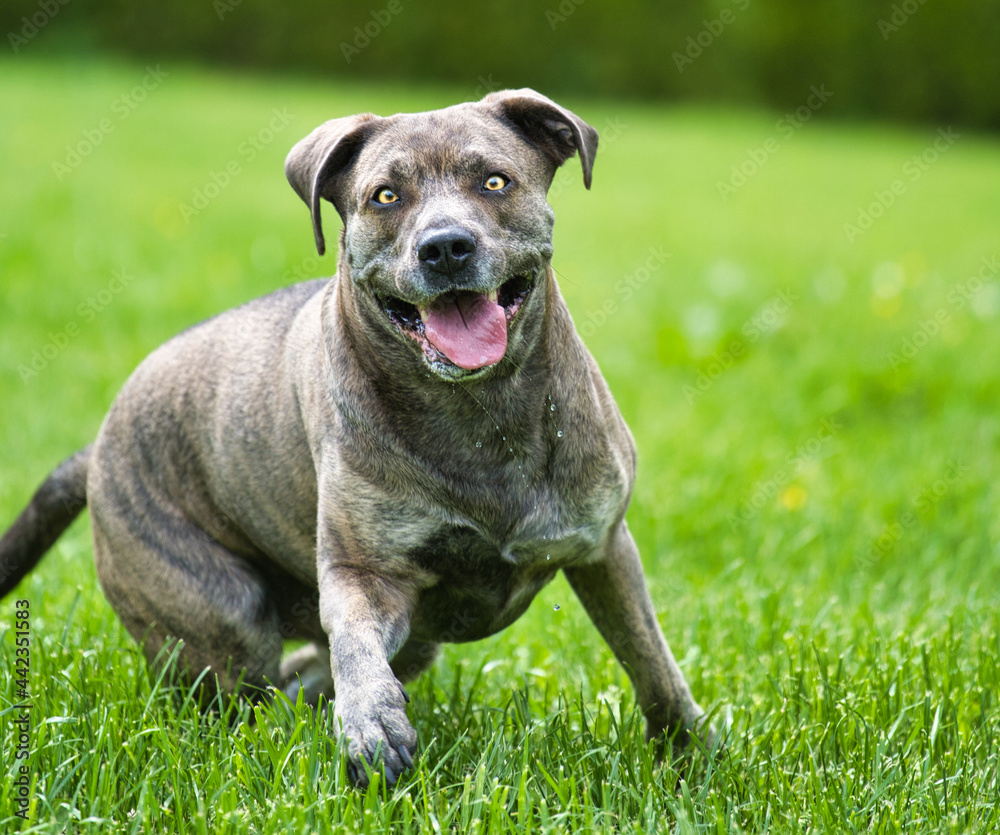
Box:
[285,89,597,381]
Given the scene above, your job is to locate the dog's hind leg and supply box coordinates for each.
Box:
[277,636,437,707]
[89,491,284,702]
[280,642,334,705]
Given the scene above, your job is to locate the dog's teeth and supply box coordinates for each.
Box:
[488,290,499,304]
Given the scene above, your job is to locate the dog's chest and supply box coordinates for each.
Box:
[403,493,615,643]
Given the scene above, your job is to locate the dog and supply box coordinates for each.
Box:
[0,89,709,786]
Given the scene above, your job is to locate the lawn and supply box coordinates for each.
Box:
[2,57,999,833]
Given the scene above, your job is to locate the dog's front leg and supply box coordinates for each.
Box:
[319,563,418,787]
[564,521,707,749]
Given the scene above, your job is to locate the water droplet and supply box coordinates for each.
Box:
[553,604,561,611]
[546,554,551,560]
[508,447,514,453]
[556,430,563,438]
[502,436,506,441]
[475,441,483,448]
[550,404,556,411]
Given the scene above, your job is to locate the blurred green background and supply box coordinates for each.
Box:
[2,4,1000,833]
[3,0,1000,128]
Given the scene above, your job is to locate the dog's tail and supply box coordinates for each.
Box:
[0,446,92,598]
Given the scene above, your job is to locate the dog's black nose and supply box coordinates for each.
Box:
[417,227,477,277]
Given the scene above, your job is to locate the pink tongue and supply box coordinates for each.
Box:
[420,291,507,370]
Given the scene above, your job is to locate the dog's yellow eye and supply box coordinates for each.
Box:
[484,174,507,191]
[375,188,399,204]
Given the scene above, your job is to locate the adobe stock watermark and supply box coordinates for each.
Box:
[340,0,408,63]
[51,65,170,180]
[279,252,327,285]
[577,247,670,338]
[717,84,833,200]
[726,414,843,530]
[672,0,751,73]
[843,127,959,243]
[7,0,70,53]
[546,0,587,30]
[885,255,999,370]
[877,0,930,40]
[17,269,137,383]
[473,74,502,98]
[857,459,969,570]
[178,108,294,223]
[683,288,796,403]
[10,598,33,821]
[214,0,244,21]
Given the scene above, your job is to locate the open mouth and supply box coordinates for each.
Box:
[383,273,534,371]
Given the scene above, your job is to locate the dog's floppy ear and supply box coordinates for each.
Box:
[483,89,599,189]
[285,114,381,255]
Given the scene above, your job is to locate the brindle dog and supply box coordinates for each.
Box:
[0,89,709,786]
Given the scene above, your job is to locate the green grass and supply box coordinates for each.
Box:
[2,56,999,833]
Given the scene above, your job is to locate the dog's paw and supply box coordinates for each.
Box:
[334,679,416,788]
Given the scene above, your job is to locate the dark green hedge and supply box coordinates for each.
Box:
[5,0,999,128]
